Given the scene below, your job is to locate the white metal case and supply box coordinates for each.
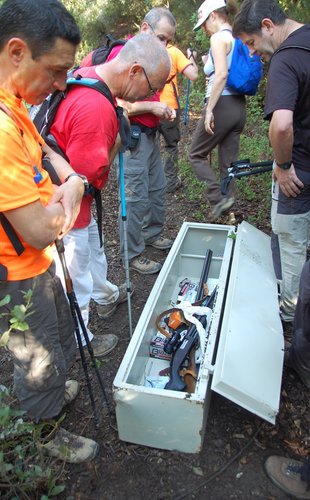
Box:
[113,222,283,453]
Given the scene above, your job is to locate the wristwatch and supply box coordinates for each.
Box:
[276,161,292,170]
[65,173,89,194]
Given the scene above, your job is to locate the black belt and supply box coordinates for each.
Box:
[132,123,158,136]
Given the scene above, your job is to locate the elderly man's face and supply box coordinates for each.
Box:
[121,62,169,103]
[144,17,176,46]
[16,37,76,105]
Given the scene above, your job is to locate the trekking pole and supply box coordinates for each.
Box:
[183,79,191,126]
[119,151,133,337]
[55,239,111,420]
[221,159,273,196]
[229,159,273,172]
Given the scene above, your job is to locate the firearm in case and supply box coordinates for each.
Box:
[113,222,283,453]
[165,286,217,392]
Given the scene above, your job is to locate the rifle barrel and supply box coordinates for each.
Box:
[196,249,213,301]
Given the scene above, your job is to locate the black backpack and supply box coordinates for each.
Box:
[32,72,129,166]
[0,73,130,266]
[31,73,130,248]
[90,34,127,66]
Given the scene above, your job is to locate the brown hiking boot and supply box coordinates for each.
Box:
[264,455,310,499]
[76,334,118,359]
[147,236,173,250]
[130,256,162,275]
[42,427,99,464]
[96,283,134,319]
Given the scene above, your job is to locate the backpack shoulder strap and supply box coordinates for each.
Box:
[70,75,130,150]
[68,75,115,107]
[0,214,24,256]
[36,76,117,146]
[273,44,310,57]
[0,212,25,255]
[165,72,177,85]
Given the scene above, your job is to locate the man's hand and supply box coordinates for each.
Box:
[152,102,176,121]
[204,109,214,135]
[273,163,304,197]
[49,176,84,236]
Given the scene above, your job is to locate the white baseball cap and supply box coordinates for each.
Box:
[193,0,227,31]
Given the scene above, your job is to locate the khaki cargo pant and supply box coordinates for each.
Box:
[0,262,75,420]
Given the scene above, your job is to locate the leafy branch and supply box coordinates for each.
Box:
[0,290,33,347]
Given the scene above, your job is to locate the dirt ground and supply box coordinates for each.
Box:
[1,118,310,499]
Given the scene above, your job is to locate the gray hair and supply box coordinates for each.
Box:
[143,7,176,30]
[118,33,171,76]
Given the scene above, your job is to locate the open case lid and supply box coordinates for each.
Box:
[211,221,284,424]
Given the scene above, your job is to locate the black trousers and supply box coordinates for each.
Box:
[290,258,310,380]
[158,111,180,191]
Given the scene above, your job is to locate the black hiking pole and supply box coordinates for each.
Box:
[119,151,133,337]
[221,159,273,196]
[55,239,111,420]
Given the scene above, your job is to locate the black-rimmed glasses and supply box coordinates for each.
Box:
[147,22,171,46]
[141,66,157,96]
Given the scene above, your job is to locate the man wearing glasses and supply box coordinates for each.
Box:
[49,34,172,359]
[104,8,177,274]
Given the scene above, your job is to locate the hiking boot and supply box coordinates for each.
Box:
[96,283,134,319]
[211,197,235,219]
[42,427,99,464]
[147,236,173,250]
[76,334,118,359]
[64,380,80,405]
[130,256,162,275]
[264,455,310,499]
[166,176,182,193]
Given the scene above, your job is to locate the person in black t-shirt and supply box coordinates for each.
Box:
[233,0,310,387]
